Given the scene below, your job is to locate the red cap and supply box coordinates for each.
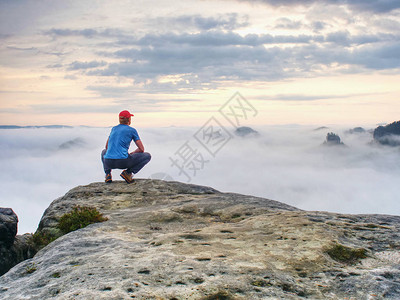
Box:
[119,110,134,118]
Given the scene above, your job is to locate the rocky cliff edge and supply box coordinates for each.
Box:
[0,179,399,299]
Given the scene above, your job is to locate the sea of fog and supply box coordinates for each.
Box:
[1,124,399,234]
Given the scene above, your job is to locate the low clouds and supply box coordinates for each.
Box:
[0,127,109,234]
[1,125,400,234]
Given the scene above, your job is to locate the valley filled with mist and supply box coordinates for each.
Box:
[1,123,399,234]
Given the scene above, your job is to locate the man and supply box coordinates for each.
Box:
[101,110,151,183]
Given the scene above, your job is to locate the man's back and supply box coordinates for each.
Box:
[104,124,140,159]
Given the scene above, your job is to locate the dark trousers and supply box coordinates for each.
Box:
[101,149,151,175]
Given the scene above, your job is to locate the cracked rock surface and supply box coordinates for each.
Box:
[0,179,399,299]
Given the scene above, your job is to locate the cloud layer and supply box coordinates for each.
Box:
[44,25,400,85]
[1,0,399,105]
[239,0,400,13]
[0,0,399,127]
[1,125,399,234]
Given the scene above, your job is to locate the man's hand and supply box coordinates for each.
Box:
[130,139,144,154]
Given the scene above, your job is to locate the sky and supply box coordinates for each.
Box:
[0,0,400,127]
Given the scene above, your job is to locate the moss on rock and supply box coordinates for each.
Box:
[325,243,367,264]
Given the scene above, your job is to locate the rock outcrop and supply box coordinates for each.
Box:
[323,132,346,146]
[0,208,36,276]
[58,137,86,150]
[373,121,400,146]
[234,126,259,138]
[1,180,400,299]
[0,208,18,246]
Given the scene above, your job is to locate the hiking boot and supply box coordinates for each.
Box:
[120,170,135,184]
[105,173,112,183]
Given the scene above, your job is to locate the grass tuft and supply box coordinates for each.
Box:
[31,230,59,250]
[57,205,108,234]
[25,263,37,274]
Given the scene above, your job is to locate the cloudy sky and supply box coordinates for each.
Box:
[1,0,399,127]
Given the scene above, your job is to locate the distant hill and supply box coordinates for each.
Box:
[58,138,87,150]
[0,125,103,130]
[234,126,259,137]
[0,125,73,129]
[345,127,366,134]
[313,126,329,131]
[373,121,400,146]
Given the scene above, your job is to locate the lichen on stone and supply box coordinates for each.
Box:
[325,243,368,264]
